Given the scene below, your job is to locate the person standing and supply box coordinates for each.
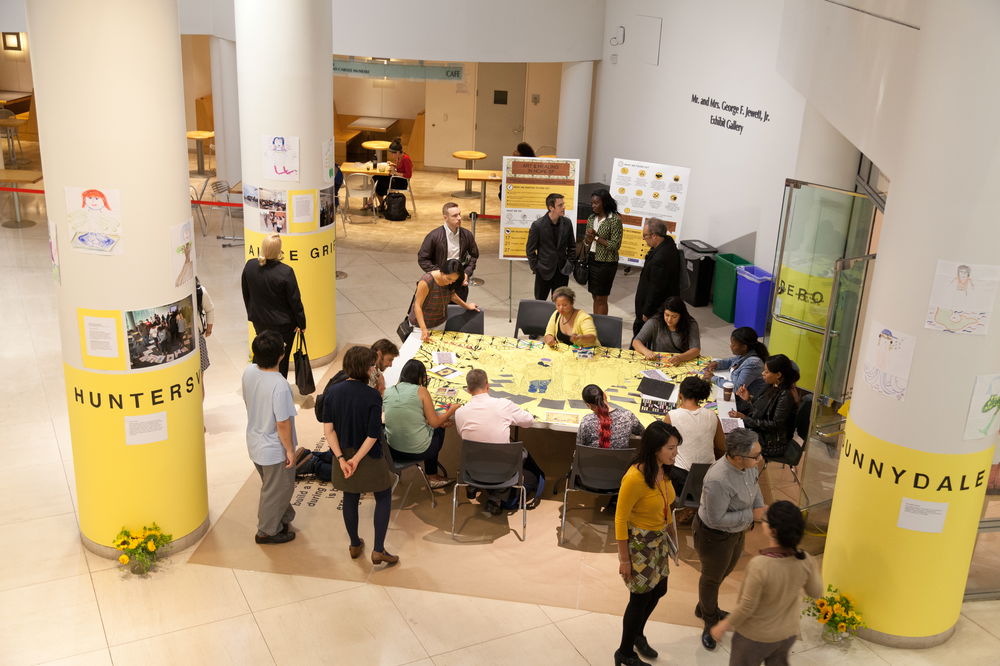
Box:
[633,218,681,337]
[242,331,305,545]
[526,192,576,301]
[693,428,766,651]
[408,259,479,342]
[417,202,480,302]
[710,500,823,666]
[584,189,623,315]
[614,421,681,666]
[241,233,306,379]
[195,278,215,400]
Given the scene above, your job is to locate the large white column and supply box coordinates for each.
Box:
[27,0,208,555]
[235,0,337,364]
[555,60,594,163]
[824,2,1000,647]
[209,36,241,186]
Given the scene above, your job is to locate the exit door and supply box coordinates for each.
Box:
[475,63,526,170]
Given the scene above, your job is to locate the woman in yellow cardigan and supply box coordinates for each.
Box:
[543,286,600,347]
[614,421,681,666]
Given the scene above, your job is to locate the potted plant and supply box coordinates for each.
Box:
[113,523,173,575]
[803,585,865,643]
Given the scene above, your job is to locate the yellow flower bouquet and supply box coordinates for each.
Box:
[113,523,173,575]
[802,585,864,642]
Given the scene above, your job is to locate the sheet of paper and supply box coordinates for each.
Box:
[290,192,315,224]
[567,399,588,410]
[263,134,300,181]
[543,411,580,425]
[432,351,457,364]
[964,374,1000,440]
[83,316,119,358]
[508,394,534,405]
[125,412,168,446]
[720,417,744,434]
[637,377,676,400]
[924,260,999,335]
[896,497,948,533]
[642,368,670,381]
[639,398,673,415]
[538,399,565,410]
[862,321,916,401]
[430,365,464,379]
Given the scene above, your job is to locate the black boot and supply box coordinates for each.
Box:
[633,635,658,659]
[613,649,651,666]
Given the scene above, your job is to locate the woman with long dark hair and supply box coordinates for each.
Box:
[614,421,681,666]
[584,189,623,315]
[710,500,822,664]
[729,354,801,458]
[663,376,725,495]
[409,258,479,342]
[703,326,768,399]
[577,384,644,449]
[631,296,701,366]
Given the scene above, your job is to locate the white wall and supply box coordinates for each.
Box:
[424,64,477,169]
[793,104,860,192]
[331,0,604,63]
[0,31,32,92]
[333,76,425,119]
[590,0,807,268]
[522,62,561,151]
[180,34,211,131]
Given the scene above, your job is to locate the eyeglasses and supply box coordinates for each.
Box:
[740,453,762,460]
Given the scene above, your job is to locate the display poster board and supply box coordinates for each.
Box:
[609,157,691,266]
[499,157,580,260]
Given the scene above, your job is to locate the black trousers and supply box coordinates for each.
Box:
[618,577,668,655]
[533,271,569,302]
[252,324,297,379]
[454,283,469,303]
[692,515,746,625]
[389,428,445,475]
[632,315,646,338]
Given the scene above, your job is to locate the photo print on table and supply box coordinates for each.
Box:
[123,294,196,370]
[65,186,122,254]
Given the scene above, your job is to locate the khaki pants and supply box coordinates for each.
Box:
[254,462,296,537]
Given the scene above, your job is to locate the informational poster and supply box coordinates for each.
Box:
[171,220,195,287]
[262,134,300,181]
[862,321,916,401]
[499,157,580,260]
[925,260,999,335]
[125,412,168,446]
[897,497,948,534]
[609,158,691,266]
[964,373,1000,440]
[65,186,122,255]
[321,138,335,183]
[288,189,318,233]
[78,308,125,371]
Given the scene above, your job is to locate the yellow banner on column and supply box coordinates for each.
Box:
[65,356,207,546]
[245,227,337,361]
[824,417,994,637]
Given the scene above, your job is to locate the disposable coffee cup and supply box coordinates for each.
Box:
[722,382,734,401]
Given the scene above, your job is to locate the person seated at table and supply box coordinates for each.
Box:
[577,384,644,449]
[631,296,701,365]
[372,137,413,212]
[499,142,535,200]
[384,359,457,488]
[409,258,480,342]
[729,354,800,458]
[543,286,599,347]
[663,377,726,497]
[702,326,768,400]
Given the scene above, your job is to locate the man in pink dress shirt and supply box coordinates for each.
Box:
[455,369,546,512]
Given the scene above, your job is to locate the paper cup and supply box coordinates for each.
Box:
[723,381,734,401]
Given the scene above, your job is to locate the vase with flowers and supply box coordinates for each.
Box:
[803,585,865,643]
[113,523,173,575]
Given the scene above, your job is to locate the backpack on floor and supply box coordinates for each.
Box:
[383,192,409,221]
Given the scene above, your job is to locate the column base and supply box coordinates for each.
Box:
[858,624,955,649]
[81,516,210,560]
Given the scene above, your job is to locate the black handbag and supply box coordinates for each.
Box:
[293,330,315,395]
[397,295,416,342]
[573,240,589,286]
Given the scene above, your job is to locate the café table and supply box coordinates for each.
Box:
[457,168,502,216]
[452,150,487,197]
[0,169,43,229]
[186,130,215,175]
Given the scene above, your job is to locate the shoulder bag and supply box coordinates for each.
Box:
[293,330,315,395]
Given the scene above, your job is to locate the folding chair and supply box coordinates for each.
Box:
[344,173,376,222]
[211,180,242,247]
[559,444,634,544]
[452,440,527,541]
[391,458,450,508]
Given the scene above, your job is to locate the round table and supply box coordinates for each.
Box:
[186,130,215,176]
[452,150,487,197]
[363,140,392,163]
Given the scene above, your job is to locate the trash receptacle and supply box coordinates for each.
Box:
[680,239,717,307]
[734,266,774,335]
[712,253,751,322]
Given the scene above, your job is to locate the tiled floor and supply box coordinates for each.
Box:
[0,149,997,664]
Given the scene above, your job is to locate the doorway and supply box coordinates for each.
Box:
[475,63,526,170]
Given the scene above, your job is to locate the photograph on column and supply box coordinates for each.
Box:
[243,184,259,207]
[262,134,300,181]
[861,321,916,401]
[65,186,122,254]
[924,260,999,335]
[171,220,195,287]
[259,188,287,233]
[319,185,338,227]
[124,295,196,369]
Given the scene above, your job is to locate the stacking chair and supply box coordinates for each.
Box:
[445,304,485,334]
[559,444,634,544]
[391,458,449,508]
[0,109,23,164]
[513,299,555,338]
[451,440,528,541]
[763,391,812,497]
[210,180,242,247]
[189,185,208,237]
[388,175,417,215]
[671,462,711,550]
[592,313,624,348]
[344,173,376,221]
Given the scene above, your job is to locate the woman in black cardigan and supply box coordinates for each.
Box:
[728,354,800,457]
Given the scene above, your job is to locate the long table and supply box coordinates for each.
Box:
[383,330,720,433]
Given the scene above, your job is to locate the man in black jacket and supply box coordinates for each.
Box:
[525,193,575,301]
[417,202,480,301]
[634,218,681,337]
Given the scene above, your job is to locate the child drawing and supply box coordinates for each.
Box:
[66,187,122,253]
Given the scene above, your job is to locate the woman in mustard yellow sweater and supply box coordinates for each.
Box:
[614,421,681,666]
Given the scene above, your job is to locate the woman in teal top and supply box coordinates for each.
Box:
[383,359,457,488]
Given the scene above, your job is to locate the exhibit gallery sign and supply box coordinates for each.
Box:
[689,93,772,135]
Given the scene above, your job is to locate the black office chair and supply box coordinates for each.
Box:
[559,445,634,544]
[591,313,624,348]
[670,462,711,561]
[445,304,485,334]
[513,299,555,338]
[451,440,528,541]
[763,392,813,483]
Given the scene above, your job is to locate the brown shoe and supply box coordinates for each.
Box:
[293,448,313,470]
[371,550,399,566]
[349,538,365,559]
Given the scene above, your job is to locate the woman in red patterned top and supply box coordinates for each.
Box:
[374,137,413,211]
[408,258,479,342]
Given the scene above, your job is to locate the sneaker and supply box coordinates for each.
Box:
[255,530,296,544]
